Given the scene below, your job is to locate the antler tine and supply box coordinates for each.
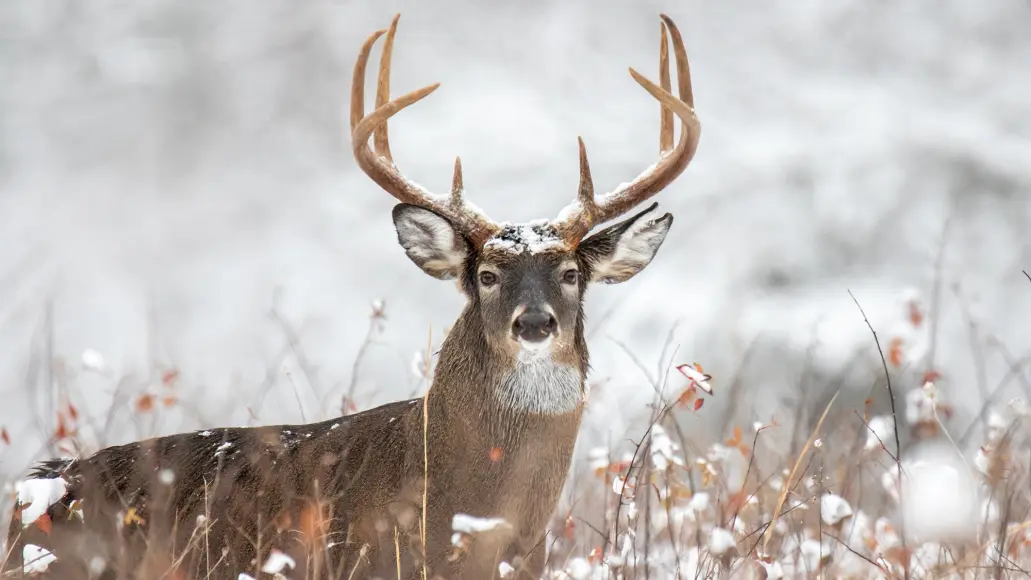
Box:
[576,137,596,214]
[552,14,701,245]
[451,156,463,204]
[351,15,500,247]
[658,21,673,154]
[373,14,400,161]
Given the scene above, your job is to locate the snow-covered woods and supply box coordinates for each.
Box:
[2,0,1030,577]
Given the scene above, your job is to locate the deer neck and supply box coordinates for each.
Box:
[429,304,587,440]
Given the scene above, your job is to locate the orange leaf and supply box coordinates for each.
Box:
[1,427,9,445]
[489,447,504,463]
[693,398,704,412]
[161,396,177,408]
[888,337,904,368]
[726,426,743,446]
[136,394,155,413]
[922,369,942,383]
[67,403,78,420]
[908,302,923,328]
[739,443,751,457]
[35,513,52,536]
[123,507,146,527]
[563,515,576,540]
[299,502,329,540]
[677,385,697,407]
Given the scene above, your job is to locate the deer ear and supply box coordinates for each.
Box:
[392,204,470,280]
[578,203,673,284]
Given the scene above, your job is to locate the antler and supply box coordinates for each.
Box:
[351,15,500,247]
[552,14,701,246]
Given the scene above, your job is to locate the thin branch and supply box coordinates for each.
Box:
[848,289,907,579]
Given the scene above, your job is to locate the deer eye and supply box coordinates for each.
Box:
[479,271,498,286]
[562,269,579,285]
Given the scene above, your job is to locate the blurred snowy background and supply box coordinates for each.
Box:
[1,0,1029,479]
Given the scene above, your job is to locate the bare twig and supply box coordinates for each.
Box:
[848,289,907,579]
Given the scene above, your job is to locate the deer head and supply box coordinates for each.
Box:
[352,14,700,411]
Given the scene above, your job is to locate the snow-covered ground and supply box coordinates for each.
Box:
[1,0,1030,576]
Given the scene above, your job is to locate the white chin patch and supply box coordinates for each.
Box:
[517,335,553,358]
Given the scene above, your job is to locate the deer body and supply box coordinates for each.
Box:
[4,12,700,580]
[5,306,586,579]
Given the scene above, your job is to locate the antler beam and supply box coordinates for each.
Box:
[351,15,500,248]
[552,14,701,245]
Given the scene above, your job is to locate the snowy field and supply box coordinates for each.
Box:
[2,0,1031,577]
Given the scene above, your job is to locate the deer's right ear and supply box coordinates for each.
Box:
[392,204,470,280]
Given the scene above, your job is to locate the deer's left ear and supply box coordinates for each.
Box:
[577,203,673,284]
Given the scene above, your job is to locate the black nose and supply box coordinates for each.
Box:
[513,310,558,342]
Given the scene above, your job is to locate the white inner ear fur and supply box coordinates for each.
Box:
[396,209,466,277]
[591,211,670,283]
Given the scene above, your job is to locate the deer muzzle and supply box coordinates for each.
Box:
[512,309,558,344]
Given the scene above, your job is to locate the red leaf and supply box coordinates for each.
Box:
[55,415,69,440]
[35,513,52,536]
[693,398,704,412]
[922,369,942,383]
[67,403,79,420]
[1,427,9,445]
[161,369,180,387]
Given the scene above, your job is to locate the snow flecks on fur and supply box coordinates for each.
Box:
[213,440,233,459]
[451,513,511,535]
[498,561,516,578]
[15,477,68,527]
[451,513,512,550]
[484,221,565,255]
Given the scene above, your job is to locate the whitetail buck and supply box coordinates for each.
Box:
[4,13,699,580]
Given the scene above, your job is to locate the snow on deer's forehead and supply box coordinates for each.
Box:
[483,220,566,255]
